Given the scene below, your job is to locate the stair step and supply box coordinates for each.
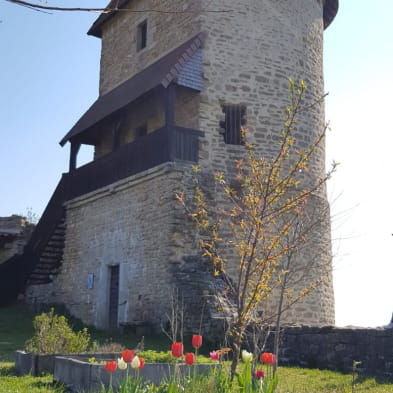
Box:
[39,256,62,264]
[41,250,63,258]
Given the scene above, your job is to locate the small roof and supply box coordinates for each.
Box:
[60,32,206,146]
[323,0,339,29]
[88,0,339,38]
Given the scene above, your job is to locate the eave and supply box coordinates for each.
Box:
[88,0,339,38]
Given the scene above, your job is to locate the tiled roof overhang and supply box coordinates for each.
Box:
[60,32,206,146]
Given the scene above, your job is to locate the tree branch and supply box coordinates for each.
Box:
[5,0,231,14]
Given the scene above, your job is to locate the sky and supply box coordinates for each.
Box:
[0,1,392,328]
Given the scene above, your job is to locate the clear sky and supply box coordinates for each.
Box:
[0,1,392,328]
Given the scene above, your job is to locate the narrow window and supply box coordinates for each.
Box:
[137,20,147,51]
[108,265,120,329]
[220,105,246,145]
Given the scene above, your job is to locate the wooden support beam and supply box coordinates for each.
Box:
[164,84,176,160]
[69,142,81,172]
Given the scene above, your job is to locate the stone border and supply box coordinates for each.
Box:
[14,350,117,377]
[54,357,215,392]
[15,351,217,392]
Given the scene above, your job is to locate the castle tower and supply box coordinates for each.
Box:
[25,0,338,331]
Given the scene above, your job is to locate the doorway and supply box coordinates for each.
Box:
[108,265,120,328]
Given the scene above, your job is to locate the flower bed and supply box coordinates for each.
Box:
[54,356,215,392]
[16,334,279,393]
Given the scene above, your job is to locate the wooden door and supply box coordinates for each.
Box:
[108,265,119,328]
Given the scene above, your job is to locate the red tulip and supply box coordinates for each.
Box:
[105,360,117,373]
[192,334,203,348]
[185,352,195,365]
[171,342,184,358]
[138,357,145,369]
[122,349,135,363]
[253,370,265,380]
[261,352,276,365]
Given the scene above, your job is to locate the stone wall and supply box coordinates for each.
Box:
[264,326,393,378]
[0,215,34,264]
[26,164,201,330]
[95,0,334,327]
[190,0,333,325]
[99,0,202,95]
[28,0,335,330]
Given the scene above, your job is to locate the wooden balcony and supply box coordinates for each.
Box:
[67,126,203,200]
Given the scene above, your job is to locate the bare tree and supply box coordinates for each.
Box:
[177,79,337,377]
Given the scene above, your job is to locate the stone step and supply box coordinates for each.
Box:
[41,250,63,258]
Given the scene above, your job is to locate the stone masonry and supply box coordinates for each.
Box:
[26,0,337,331]
[0,215,34,265]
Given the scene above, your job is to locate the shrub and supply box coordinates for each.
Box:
[25,308,93,354]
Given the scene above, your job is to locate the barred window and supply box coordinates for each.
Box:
[220,105,246,145]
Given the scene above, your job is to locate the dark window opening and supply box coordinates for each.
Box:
[108,265,120,329]
[220,105,246,145]
[137,20,147,51]
[136,123,148,138]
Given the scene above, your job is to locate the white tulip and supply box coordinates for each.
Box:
[131,355,141,369]
[241,350,253,363]
[117,357,127,370]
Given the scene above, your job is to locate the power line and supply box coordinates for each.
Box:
[5,0,231,14]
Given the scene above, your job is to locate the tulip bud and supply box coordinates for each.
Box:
[138,357,145,369]
[210,351,219,361]
[171,342,184,358]
[122,349,135,363]
[117,357,127,370]
[105,360,117,373]
[241,350,253,363]
[131,355,141,369]
[185,352,195,365]
[261,352,276,365]
[192,334,202,348]
[253,370,265,380]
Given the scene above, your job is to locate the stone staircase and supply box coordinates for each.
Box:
[27,217,66,285]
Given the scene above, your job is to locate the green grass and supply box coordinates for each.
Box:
[0,303,392,393]
[0,362,64,393]
[275,367,393,392]
[0,303,35,362]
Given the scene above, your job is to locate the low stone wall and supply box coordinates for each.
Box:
[266,326,393,378]
[15,351,217,392]
[54,357,215,392]
[15,351,117,377]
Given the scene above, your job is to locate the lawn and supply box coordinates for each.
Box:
[0,303,392,393]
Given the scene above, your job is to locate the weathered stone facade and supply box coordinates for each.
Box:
[264,326,393,379]
[26,0,337,331]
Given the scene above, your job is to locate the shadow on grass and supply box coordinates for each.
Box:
[355,373,393,385]
[0,364,16,376]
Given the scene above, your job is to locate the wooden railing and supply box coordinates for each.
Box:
[0,126,203,303]
[65,126,203,200]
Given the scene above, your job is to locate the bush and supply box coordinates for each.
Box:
[25,308,94,354]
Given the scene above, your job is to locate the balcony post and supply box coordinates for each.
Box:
[164,83,176,161]
[69,141,81,172]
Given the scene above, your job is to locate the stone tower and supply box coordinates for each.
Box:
[25,0,338,332]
